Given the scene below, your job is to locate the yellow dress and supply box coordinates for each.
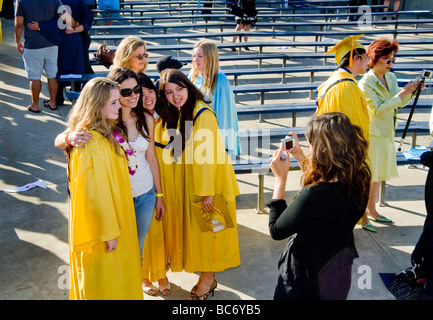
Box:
[141,117,170,281]
[68,131,143,300]
[155,101,241,273]
[359,70,413,182]
[316,69,370,141]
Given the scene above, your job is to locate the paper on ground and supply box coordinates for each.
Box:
[3,180,47,193]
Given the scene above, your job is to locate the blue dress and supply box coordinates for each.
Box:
[39,0,94,76]
[189,72,241,157]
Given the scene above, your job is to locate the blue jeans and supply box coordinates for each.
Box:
[134,187,156,259]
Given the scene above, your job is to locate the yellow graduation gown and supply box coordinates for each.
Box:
[316,69,370,141]
[141,117,170,281]
[155,101,241,273]
[68,131,143,300]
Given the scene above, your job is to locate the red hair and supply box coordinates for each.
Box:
[367,38,399,68]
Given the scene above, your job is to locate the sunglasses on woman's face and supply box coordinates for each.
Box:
[135,53,148,60]
[386,57,396,65]
[120,85,141,97]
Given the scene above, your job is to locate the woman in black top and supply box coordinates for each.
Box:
[231,0,257,51]
[268,112,371,300]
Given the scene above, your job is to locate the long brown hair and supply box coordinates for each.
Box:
[158,69,209,153]
[107,67,151,141]
[301,112,371,209]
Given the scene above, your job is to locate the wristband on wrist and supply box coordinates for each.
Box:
[65,133,72,147]
[156,193,164,197]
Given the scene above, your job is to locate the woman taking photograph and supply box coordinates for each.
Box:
[65,77,143,299]
[158,69,241,300]
[189,40,241,157]
[358,38,423,232]
[113,36,148,73]
[268,112,371,300]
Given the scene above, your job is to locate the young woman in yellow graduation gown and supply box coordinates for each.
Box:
[65,78,143,300]
[156,69,241,300]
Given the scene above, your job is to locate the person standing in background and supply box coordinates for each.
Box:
[358,38,422,232]
[316,35,371,231]
[189,40,241,157]
[231,0,257,50]
[27,0,94,106]
[14,0,66,113]
[383,0,401,19]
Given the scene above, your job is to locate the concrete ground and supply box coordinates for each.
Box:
[0,8,432,303]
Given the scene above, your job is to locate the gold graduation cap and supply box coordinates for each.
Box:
[325,34,365,67]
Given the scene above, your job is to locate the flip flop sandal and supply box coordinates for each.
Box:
[27,106,41,113]
[44,100,58,110]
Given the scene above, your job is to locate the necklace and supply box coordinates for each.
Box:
[113,129,138,176]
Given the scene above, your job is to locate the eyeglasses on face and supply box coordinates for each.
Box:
[120,84,141,97]
[135,53,149,60]
[386,57,396,65]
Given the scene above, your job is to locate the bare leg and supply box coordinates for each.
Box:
[392,0,400,18]
[243,23,251,43]
[232,23,243,43]
[383,0,389,11]
[28,79,41,112]
[365,181,382,219]
[46,77,58,110]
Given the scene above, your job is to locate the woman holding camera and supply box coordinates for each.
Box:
[268,112,371,300]
[358,38,423,232]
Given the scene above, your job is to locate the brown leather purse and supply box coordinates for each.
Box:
[94,44,115,69]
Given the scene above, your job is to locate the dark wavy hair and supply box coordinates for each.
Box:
[301,112,371,209]
[366,38,399,68]
[157,69,209,153]
[107,67,150,141]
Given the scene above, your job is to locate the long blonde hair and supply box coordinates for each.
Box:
[66,77,122,156]
[190,40,219,95]
[113,36,147,72]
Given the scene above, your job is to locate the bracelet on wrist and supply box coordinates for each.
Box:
[156,193,164,198]
[65,133,72,147]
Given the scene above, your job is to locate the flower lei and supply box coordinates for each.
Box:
[113,129,137,176]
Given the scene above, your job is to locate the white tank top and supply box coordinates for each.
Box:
[129,130,153,198]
